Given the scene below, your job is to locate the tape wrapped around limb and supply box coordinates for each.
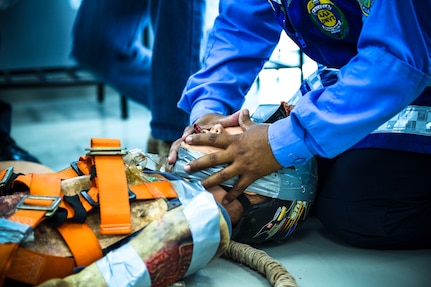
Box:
[37,194,231,287]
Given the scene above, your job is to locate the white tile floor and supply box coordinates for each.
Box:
[2,85,431,287]
[4,86,152,171]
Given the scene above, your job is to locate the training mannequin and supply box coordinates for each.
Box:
[0,138,230,287]
[1,126,316,286]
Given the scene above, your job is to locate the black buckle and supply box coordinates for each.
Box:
[80,190,99,207]
[70,161,84,176]
[80,189,136,207]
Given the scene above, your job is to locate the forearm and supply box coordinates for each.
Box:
[178,0,282,124]
[269,0,431,167]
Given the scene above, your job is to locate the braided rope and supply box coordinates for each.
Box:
[223,240,298,287]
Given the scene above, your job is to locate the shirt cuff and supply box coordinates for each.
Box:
[268,118,314,167]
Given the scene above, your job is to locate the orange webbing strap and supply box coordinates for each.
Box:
[2,161,104,285]
[0,168,9,184]
[89,138,131,235]
[6,247,75,286]
[8,173,62,226]
[12,158,89,189]
[4,221,104,285]
[57,222,103,267]
[13,172,95,223]
[2,174,63,285]
[0,244,18,285]
[130,181,178,200]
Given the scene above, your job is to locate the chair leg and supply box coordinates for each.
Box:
[120,95,128,119]
[97,84,105,102]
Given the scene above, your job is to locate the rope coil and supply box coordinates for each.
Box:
[223,240,298,287]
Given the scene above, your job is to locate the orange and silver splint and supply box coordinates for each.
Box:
[0,138,231,287]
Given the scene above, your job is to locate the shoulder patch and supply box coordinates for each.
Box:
[306,0,349,39]
[357,0,374,16]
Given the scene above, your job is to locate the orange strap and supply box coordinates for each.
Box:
[0,243,19,286]
[0,168,10,185]
[8,173,62,228]
[6,247,76,286]
[57,222,103,267]
[130,181,178,200]
[4,221,103,285]
[2,174,63,285]
[2,167,104,285]
[90,138,131,235]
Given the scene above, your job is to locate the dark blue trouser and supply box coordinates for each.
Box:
[71,0,206,141]
[316,148,431,250]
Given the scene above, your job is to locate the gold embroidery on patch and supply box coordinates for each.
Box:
[306,0,349,39]
[357,0,373,16]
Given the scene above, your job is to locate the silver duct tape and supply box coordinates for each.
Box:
[0,218,32,244]
[172,147,317,202]
[96,180,221,286]
[97,243,150,287]
[372,105,431,136]
[172,180,221,277]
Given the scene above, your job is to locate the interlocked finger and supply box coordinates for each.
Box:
[185,149,233,174]
[200,162,240,189]
[185,132,236,150]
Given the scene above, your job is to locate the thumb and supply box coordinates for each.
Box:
[217,110,241,127]
[239,109,254,129]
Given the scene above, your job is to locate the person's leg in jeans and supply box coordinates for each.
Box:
[72,0,207,156]
[316,149,431,249]
[71,0,152,106]
[148,0,206,154]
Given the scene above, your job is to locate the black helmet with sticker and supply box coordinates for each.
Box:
[173,146,317,245]
[232,194,312,244]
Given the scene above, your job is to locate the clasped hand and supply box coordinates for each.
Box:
[168,109,282,204]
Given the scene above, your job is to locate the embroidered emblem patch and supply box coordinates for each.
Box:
[306,0,348,39]
[357,0,374,16]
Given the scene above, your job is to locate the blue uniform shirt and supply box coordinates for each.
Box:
[179,0,431,167]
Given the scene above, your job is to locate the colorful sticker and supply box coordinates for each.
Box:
[357,0,374,16]
[253,201,309,241]
[306,0,349,39]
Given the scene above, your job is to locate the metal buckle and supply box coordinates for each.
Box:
[85,147,128,156]
[80,190,99,207]
[0,166,14,188]
[80,189,136,207]
[16,195,62,217]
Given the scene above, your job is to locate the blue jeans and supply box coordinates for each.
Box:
[71,0,205,141]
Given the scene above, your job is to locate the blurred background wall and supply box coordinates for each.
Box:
[0,0,78,69]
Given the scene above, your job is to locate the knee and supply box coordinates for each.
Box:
[316,197,388,249]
